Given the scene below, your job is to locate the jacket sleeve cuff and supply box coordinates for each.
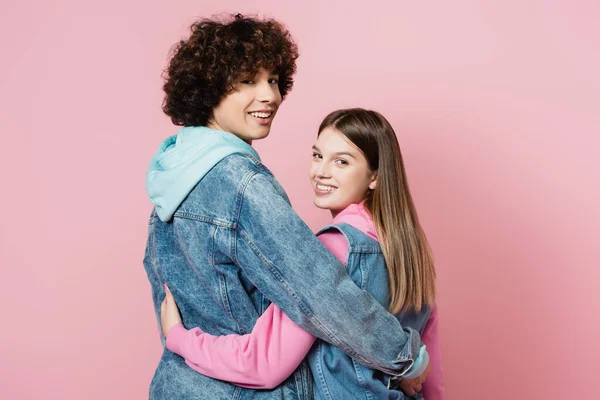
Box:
[383,326,422,378]
[165,323,186,355]
[402,345,429,379]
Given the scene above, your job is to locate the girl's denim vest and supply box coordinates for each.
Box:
[309,223,432,400]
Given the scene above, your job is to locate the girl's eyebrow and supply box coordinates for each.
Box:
[311,145,356,159]
[333,151,356,159]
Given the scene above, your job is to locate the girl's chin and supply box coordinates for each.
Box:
[313,199,350,214]
[313,201,329,210]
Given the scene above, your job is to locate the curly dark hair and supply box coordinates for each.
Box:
[162,14,299,127]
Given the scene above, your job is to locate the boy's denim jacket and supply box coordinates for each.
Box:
[143,128,422,399]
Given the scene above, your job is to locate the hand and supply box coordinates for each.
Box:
[161,284,182,337]
[398,360,431,397]
[398,377,422,398]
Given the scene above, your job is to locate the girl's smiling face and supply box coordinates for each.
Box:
[309,127,377,217]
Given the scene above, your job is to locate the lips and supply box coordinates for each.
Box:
[315,183,337,195]
[248,109,275,125]
[248,111,272,118]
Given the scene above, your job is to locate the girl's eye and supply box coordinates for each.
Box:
[241,80,255,84]
[268,78,279,84]
[336,159,349,166]
[312,152,323,159]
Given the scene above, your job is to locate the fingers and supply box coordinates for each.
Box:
[409,385,421,397]
[407,382,422,397]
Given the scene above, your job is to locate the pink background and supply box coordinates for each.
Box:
[1,1,599,399]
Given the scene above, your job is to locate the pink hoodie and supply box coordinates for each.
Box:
[166,203,445,398]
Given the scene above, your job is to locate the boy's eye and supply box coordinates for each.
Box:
[268,78,279,84]
[336,159,349,166]
[312,152,323,159]
[241,80,255,84]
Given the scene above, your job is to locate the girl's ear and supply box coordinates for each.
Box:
[368,172,378,190]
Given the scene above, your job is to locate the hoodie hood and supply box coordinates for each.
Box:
[146,126,260,222]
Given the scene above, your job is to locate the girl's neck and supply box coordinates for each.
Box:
[329,201,366,220]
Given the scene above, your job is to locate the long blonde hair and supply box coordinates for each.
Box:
[318,108,436,313]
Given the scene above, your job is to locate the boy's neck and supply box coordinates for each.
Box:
[206,121,253,146]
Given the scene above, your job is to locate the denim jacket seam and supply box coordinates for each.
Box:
[345,251,366,290]
[218,270,247,334]
[351,358,375,400]
[212,225,247,335]
[231,386,243,400]
[172,211,236,228]
[359,254,368,289]
[241,151,263,167]
[317,225,380,256]
[347,246,381,254]
[232,167,265,225]
[147,223,160,284]
[293,365,309,400]
[315,342,334,400]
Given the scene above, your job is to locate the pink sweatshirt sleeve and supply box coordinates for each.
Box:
[166,305,315,389]
[165,232,349,389]
[421,304,446,399]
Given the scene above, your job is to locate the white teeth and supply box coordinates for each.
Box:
[250,112,272,118]
[317,184,336,192]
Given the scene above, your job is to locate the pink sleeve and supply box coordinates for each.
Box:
[166,304,315,389]
[165,232,349,389]
[421,304,446,400]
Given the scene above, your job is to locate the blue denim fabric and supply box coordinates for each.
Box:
[143,137,423,399]
[309,223,432,400]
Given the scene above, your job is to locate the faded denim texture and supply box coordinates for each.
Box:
[143,142,422,399]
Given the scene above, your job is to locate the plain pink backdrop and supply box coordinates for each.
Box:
[1,1,599,399]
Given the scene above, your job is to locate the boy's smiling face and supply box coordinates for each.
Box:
[208,68,282,144]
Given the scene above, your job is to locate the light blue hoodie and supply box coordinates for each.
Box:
[146,126,260,222]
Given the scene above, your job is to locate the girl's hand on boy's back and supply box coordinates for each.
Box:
[398,358,431,397]
[161,284,182,337]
